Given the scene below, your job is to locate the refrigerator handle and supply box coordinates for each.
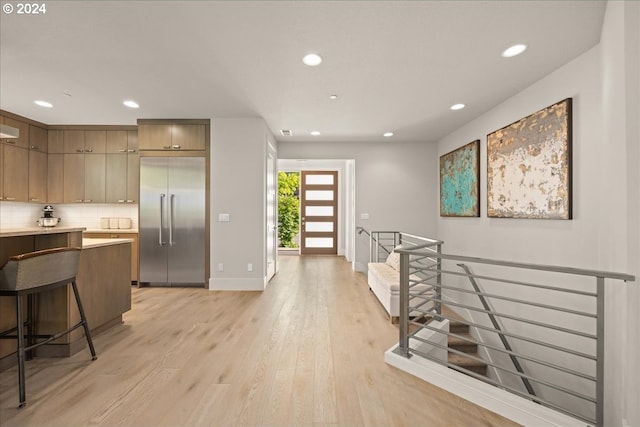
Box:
[159,193,166,246]
[169,194,175,246]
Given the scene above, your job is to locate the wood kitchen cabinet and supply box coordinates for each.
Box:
[28,150,47,203]
[84,154,106,203]
[63,130,85,153]
[138,121,206,151]
[47,153,64,203]
[2,144,29,202]
[28,125,48,203]
[0,116,30,149]
[48,129,63,153]
[106,130,139,203]
[84,130,106,153]
[83,232,139,282]
[63,153,84,203]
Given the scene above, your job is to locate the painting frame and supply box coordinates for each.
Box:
[487,98,572,219]
[439,139,480,217]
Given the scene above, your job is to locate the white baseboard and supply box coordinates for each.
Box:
[385,345,585,427]
[209,277,265,291]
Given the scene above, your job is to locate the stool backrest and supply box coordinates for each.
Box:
[0,247,82,291]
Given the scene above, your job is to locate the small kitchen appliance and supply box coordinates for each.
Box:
[37,205,61,227]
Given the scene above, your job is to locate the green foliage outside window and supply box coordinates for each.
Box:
[278,172,300,248]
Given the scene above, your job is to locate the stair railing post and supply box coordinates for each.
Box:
[595,276,605,427]
[436,242,442,317]
[395,251,411,358]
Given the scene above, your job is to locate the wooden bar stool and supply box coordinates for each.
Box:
[0,247,97,408]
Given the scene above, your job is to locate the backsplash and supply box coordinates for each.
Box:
[0,202,138,230]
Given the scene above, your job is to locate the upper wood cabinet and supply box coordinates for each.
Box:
[63,130,85,153]
[48,130,64,153]
[1,116,30,149]
[29,125,48,152]
[2,145,29,202]
[106,130,128,153]
[84,131,106,153]
[29,150,47,203]
[138,121,207,151]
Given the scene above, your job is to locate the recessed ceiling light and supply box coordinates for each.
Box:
[383,132,394,137]
[34,100,53,108]
[502,44,527,58]
[302,53,322,66]
[123,100,139,109]
[329,94,338,100]
[280,129,292,136]
[310,130,321,136]
[450,103,465,111]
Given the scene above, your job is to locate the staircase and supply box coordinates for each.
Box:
[443,306,488,376]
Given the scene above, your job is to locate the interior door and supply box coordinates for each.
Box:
[300,171,338,255]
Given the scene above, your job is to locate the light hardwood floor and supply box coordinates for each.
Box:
[0,255,520,426]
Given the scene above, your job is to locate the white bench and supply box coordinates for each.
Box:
[367,252,435,323]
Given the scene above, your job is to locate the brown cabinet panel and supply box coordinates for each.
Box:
[1,116,30,148]
[29,125,48,152]
[138,124,171,150]
[171,124,206,150]
[48,130,64,153]
[0,145,3,200]
[63,130,85,153]
[127,130,138,152]
[47,153,64,203]
[3,145,29,201]
[84,130,106,154]
[28,149,47,203]
[106,154,127,203]
[63,153,85,203]
[83,233,139,282]
[84,154,105,203]
[127,153,139,203]
[106,130,128,153]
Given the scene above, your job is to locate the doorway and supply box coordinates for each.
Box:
[300,171,338,255]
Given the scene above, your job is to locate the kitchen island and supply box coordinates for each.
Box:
[0,227,132,368]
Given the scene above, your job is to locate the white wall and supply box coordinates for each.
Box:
[210,117,276,291]
[278,141,439,272]
[436,2,638,425]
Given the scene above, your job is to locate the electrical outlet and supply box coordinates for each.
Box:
[218,263,224,272]
[247,263,253,272]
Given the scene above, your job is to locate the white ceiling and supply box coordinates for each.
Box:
[0,1,606,143]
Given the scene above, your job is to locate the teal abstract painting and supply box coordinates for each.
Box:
[440,140,480,217]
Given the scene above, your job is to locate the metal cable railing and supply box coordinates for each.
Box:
[386,240,635,427]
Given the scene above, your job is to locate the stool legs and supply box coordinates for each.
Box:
[71,280,97,361]
[15,294,26,408]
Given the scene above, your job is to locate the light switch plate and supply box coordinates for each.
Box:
[218,213,230,222]
[360,213,370,220]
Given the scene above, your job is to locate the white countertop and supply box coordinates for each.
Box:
[0,226,86,237]
[82,237,134,249]
[84,229,138,234]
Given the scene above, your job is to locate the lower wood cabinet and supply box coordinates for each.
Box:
[83,232,139,282]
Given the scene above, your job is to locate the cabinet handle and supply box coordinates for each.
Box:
[110,234,119,238]
[118,199,126,203]
[5,197,16,201]
[171,145,181,149]
[76,149,83,153]
[119,149,127,153]
[5,140,15,145]
[127,149,137,153]
[84,149,93,153]
[30,198,39,201]
[163,145,171,150]
[30,145,39,150]
[75,199,83,202]
[126,199,135,203]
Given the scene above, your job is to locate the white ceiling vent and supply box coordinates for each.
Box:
[280,129,292,136]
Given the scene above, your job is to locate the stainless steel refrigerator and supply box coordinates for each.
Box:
[139,157,205,286]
